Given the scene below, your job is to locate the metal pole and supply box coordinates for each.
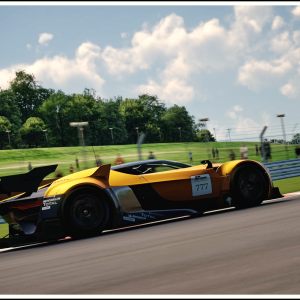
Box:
[109,128,114,145]
[199,118,210,160]
[43,130,49,147]
[204,123,210,160]
[227,129,231,142]
[79,127,88,169]
[137,133,146,160]
[45,132,49,147]
[260,126,268,163]
[280,117,289,160]
[158,127,161,143]
[213,128,217,142]
[70,122,89,169]
[178,127,181,142]
[136,127,139,141]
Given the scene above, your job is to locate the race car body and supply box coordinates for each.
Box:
[0,159,283,248]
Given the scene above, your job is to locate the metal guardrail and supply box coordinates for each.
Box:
[264,158,300,181]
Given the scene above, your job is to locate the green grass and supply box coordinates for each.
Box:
[273,177,300,195]
[0,224,8,239]
[0,141,297,178]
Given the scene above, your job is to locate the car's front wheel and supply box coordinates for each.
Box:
[231,165,269,209]
[62,188,110,239]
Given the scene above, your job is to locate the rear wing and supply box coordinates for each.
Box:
[0,165,58,196]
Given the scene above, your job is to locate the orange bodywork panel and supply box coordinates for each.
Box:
[35,160,272,203]
[216,159,273,198]
[142,165,222,201]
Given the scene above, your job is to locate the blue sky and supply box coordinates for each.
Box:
[0,3,300,142]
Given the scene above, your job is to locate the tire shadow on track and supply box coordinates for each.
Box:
[1,196,298,253]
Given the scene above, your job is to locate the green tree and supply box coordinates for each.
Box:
[8,70,52,124]
[0,89,22,148]
[38,90,73,147]
[0,116,12,149]
[19,117,46,148]
[197,129,216,142]
[160,105,197,142]
[120,94,166,144]
[88,97,127,146]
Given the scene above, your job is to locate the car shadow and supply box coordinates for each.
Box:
[1,196,297,253]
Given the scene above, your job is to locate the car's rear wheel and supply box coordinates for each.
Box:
[62,189,110,239]
[231,165,269,209]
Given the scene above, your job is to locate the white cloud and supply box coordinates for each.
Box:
[121,32,127,38]
[270,31,293,53]
[292,6,300,17]
[236,116,260,133]
[233,6,273,34]
[234,105,243,112]
[280,82,298,98]
[293,30,300,45]
[238,58,293,91]
[101,14,246,78]
[136,78,195,104]
[226,105,243,120]
[39,33,54,45]
[101,13,248,103]
[0,42,105,92]
[280,70,300,99]
[226,111,237,119]
[272,16,285,30]
[26,44,32,50]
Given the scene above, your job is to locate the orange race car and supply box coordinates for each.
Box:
[0,159,282,248]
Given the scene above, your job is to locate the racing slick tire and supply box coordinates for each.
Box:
[230,164,269,209]
[62,188,110,239]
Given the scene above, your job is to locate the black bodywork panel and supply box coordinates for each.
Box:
[0,165,57,196]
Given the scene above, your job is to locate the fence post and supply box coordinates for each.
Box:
[137,133,146,161]
[260,126,268,163]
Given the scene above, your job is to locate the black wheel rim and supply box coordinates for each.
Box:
[238,170,264,200]
[71,196,105,229]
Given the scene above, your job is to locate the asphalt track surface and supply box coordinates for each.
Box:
[1,195,300,295]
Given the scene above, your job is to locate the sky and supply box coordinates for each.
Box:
[0,2,300,143]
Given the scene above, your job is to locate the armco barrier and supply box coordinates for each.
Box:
[264,158,300,181]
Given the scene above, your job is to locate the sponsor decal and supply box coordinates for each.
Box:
[127,214,146,220]
[141,213,156,220]
[42,206,50,210]
[43,198,59,207]
[123,216,135,222]
[191,174,212,196]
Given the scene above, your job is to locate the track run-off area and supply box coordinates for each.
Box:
[1,194,300,295]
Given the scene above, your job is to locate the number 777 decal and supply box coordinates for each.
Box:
[190,174,212,196]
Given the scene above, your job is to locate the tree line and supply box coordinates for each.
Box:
[0,70,215,149]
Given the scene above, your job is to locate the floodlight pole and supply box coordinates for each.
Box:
[43,129,49,147]
[199,118,210,160]
[109,128,114,145]
[227,129,231,142]
[277,114,289,160]
[158,127,161,143]
[6,130,11,146]
[213,128,217,142]
[70,122,89,169]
